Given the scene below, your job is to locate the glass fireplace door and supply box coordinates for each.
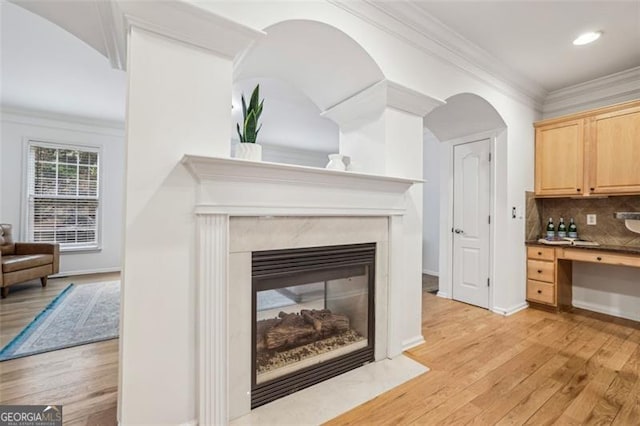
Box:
[251,243,375,407]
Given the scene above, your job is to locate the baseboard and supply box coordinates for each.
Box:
[572,300,640,322]
[401,335,425,351]
[436,291,450,299]
[491,302,529,316]
[422,269,439,276]
[121,421,197,426]
[52,267,121,278]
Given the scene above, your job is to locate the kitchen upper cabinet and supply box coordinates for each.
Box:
[588,106,640,194]
[535,119,584,196]
[534,100,640,197]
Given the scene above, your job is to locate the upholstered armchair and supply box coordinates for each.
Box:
[0,224,60,298]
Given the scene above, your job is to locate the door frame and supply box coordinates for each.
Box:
[438,129,500,312]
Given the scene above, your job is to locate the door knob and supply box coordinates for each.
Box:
[454,228,464,234]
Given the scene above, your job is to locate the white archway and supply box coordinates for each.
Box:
[232,20,386,165]
[423,93,509,313]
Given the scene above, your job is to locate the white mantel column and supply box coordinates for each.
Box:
[323,80,444,355]
[117,4,262,424]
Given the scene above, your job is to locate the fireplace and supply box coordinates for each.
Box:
[251,243,375,408]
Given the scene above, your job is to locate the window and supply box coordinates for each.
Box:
[26,141,100,250]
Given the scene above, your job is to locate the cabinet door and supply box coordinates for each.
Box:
[588,106,640,195]
[535,119,584,196]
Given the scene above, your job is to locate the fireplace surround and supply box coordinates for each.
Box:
[183,155,423,424]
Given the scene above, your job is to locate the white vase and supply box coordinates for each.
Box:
[325,154,346,171]
[235,143,262,161]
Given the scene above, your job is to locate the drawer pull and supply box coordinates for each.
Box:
[538,251,542,255]
[597,257,602,261]
[538,270,542,273]
[576,188,581,192]
[537,290,542,294]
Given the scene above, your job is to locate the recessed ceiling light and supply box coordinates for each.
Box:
[573,31,602,46]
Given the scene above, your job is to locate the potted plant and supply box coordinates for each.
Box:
[235,84,264,161]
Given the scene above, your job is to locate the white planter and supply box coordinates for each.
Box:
[235,143,262,161]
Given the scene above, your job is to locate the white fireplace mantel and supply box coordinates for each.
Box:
[182,154,422,216]
[182,154,422,425]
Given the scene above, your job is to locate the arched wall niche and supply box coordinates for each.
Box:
[232,20,387,165]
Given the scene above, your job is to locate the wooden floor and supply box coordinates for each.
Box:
[0,273,120,425]
[1,277,639,425]
[328,294,640,425]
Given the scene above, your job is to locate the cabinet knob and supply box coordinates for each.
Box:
[538,252,542,255]
[537,270,542,273]
[590,188,595,191]
[576,188,581,192]
[537,290,542,294]
[597,257,602,261]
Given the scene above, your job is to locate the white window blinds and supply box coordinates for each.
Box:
[26,142,100,250]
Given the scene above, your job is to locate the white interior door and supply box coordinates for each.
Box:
[452,139,491,308]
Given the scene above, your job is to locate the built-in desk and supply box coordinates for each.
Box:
[525,242,640,312]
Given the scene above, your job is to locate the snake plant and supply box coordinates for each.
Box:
[236,85,264,143]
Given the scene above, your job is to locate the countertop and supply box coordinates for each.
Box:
[525,240,640,255]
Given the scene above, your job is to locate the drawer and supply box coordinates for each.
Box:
[527,259,555,283]
[561,249,640,268]
[527,280,555,305]
[527,246,555,261]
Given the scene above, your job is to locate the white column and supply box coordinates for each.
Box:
[117,4,262,423]
[323,80,444,353]
[197,214,229,426]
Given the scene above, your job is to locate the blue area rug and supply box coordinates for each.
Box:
[0,281,120,361]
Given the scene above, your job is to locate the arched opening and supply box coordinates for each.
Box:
[1,1,124,422]
[422,93,507,310]
[232,20,384,166]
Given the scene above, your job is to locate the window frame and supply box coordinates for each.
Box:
[22,139,103,252]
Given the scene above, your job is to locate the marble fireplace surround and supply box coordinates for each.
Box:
[182,155,423,425]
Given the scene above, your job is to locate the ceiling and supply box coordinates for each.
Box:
[1,0,638,137]
[412,0,640,92]
[0,1,126,123]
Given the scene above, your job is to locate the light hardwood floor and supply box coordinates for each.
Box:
[1,277,638,425]
[0,273,120,425]
[328,294,640,425]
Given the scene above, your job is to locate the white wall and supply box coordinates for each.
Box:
[422,129,440,275]
[572,263,640,322]
[0,109,124,275]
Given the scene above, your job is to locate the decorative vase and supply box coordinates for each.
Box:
[325,154,346,171]
[235,143,262,161]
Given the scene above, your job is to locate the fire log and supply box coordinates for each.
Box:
[264,312,316,350]
[301,309,350,337]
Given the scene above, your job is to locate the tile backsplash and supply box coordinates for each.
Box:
[525,194,640,247]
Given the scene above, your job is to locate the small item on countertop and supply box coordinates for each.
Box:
[546,217,555,240]
[568,218,578,238]
[557,217,567,238]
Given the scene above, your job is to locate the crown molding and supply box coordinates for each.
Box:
[1,106,125,133]
[542,67,640,118]
[321,80,445,127]
[103,1,264,70]
[97,0,126,70]
[327,0,546,111]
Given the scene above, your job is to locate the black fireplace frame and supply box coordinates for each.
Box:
[251,243,376,408]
